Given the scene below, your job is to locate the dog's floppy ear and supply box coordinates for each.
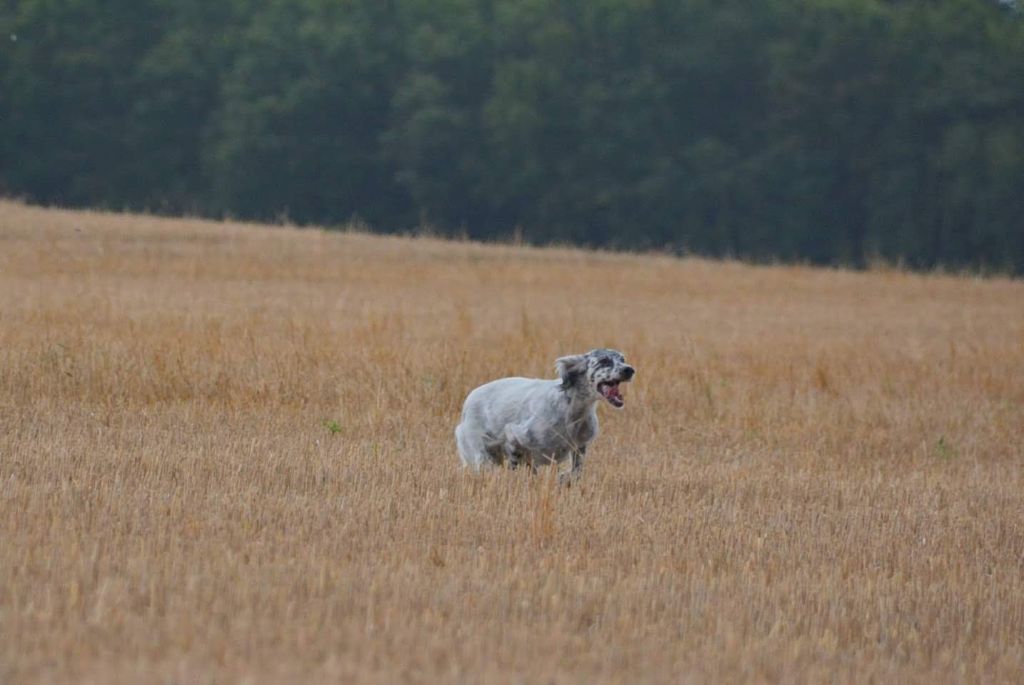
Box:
[555,353,588,390]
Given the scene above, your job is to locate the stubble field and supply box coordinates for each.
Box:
[1,201,1022,683]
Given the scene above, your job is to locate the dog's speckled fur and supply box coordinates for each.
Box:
[455,349,635,482]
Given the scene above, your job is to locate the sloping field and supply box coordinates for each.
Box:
[1,200,1022,683]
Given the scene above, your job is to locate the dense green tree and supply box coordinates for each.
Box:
[208,0,408,225]
[882,0,1024,270]
[126,0,246,213]
[1,0,167,205]
[383,0,497,232]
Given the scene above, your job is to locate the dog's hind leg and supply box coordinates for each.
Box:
[502,424,532,471]
[501,437,523,470]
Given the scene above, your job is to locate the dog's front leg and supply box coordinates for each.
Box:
[559,445,587,486]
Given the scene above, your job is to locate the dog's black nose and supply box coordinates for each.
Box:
[621,366,635,380]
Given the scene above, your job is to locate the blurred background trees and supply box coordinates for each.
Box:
[2,0,1022,272]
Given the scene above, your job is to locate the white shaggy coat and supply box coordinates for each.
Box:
[455,349,634,481]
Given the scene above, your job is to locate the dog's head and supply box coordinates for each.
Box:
[555,348,635,408]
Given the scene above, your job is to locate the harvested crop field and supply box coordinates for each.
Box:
[1,201,1022,683]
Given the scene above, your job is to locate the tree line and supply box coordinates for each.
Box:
[2,0,1023,272]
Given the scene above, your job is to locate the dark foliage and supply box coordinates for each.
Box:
[2,0,1022,271]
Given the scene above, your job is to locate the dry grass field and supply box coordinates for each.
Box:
[1,200,1022,684]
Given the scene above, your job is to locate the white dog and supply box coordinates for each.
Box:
[455,349,635,481]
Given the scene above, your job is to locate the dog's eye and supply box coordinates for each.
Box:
[597,358,613,367]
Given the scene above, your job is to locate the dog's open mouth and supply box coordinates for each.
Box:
[598,381,625,408]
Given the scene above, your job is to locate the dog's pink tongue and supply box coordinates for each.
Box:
[602,384,622,402]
